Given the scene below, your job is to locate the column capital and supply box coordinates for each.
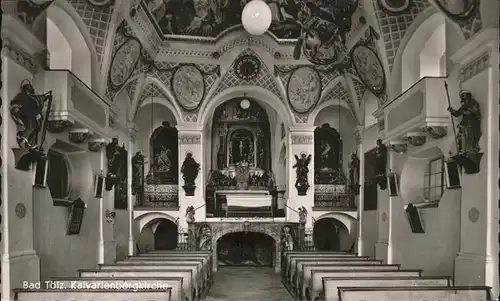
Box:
[127,122,139,142]
[353,126,364,144]
[178,132,202,144]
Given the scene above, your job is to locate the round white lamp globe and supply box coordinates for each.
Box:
[241,0,272,35]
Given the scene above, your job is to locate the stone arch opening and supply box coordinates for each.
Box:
[313,217,351,252]
[217,231,275,267]
[136,217,179,252]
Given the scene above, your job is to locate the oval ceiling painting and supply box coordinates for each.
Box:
[172,65,205,111]
[109,38,141,90]
[433,0,479,21]
[351,45,385,96]
[287,66,321,114]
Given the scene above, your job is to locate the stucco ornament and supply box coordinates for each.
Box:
[172,65,205,111]
[287,67,321,114]
[109,39,142,90]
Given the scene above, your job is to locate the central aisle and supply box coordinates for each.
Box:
[204,267,293,300]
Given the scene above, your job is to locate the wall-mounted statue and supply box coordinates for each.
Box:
[132,152,147,203]
[448,90,483,174]
[10,79,53,170]
[293,153,312,195]
[185,205,195,223]
[348,153,360,195]
[181,153,200,196]
[105,137,121,190]
[374,139,388,190]
[281,226,295,251]
[298,206,308,224]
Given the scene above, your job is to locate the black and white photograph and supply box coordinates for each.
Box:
[0,0,498,300]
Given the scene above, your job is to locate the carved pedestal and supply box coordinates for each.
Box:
[296,183,310,196]
[12,148,44,171]
[183,184,197,197]
[452,152,484,175]
[297,223,306,250]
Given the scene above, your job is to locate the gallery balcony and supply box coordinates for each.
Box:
[382,77,450,147]
[42,69,114,139]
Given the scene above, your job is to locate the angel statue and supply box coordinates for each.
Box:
[293,153,312,195]
[298,206,308,224]
[185,205,195,223]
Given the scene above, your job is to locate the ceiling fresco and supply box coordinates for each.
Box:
[145,0,359,64]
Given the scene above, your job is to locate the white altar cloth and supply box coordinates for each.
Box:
[226,195,272,208]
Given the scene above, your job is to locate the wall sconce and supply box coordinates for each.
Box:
[105,209,116,224]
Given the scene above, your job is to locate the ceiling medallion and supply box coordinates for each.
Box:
[87,0,114,7]
[351,45,386,96]
[377,0,412,15]
[234,55,260,81]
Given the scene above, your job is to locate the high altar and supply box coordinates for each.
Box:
[206,98,276,217]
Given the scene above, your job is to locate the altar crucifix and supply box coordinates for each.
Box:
[229,129,254,165]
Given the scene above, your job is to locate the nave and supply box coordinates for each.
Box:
[13,249,493,301]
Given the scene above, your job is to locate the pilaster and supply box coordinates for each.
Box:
[354,126,365,256]
[288,128,314,227]
[127,122,138,256]
[178,129,204,229]
[450,29,499,296]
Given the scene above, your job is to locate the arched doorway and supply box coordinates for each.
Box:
[217,232,275,266]
[313,218,350,251]
[153,219,178,250]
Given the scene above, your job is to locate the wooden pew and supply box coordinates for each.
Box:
[99,262,205,291]
[50,277,184,301]
[124,255,212,281]
[322,276,451,301]
[337,286,491,301]
[301,263,399,300]
[282,252,359,274]
[283,252,359,276]
[13,288,172,301]
[79,268,197,301]
[294,260,382,297]
[286,255,369,286]
[309,268,422,301]
[138,251,212,257]
[116,258,211,286]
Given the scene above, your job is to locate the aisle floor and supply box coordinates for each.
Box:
[203,266,293,301]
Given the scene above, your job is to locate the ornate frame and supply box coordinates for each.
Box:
[376,0,413,15]
[286,66,322,114]
[108,37,142,91]
[171,63,206,112]
[350,44,386,96]
[433,0,480,22]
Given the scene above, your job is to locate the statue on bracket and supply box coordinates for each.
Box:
[105,137,127,194]
[293,153,312,196]
[447,90,483,174]
[181,153,200,196]
[349,153,361,195]
[132,152,147,204]
[298,206,308,224]
[9,79,53,170]
[281,226,295,251]
[374,139,388,190]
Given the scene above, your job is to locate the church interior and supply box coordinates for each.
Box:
[0,0,499,300]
